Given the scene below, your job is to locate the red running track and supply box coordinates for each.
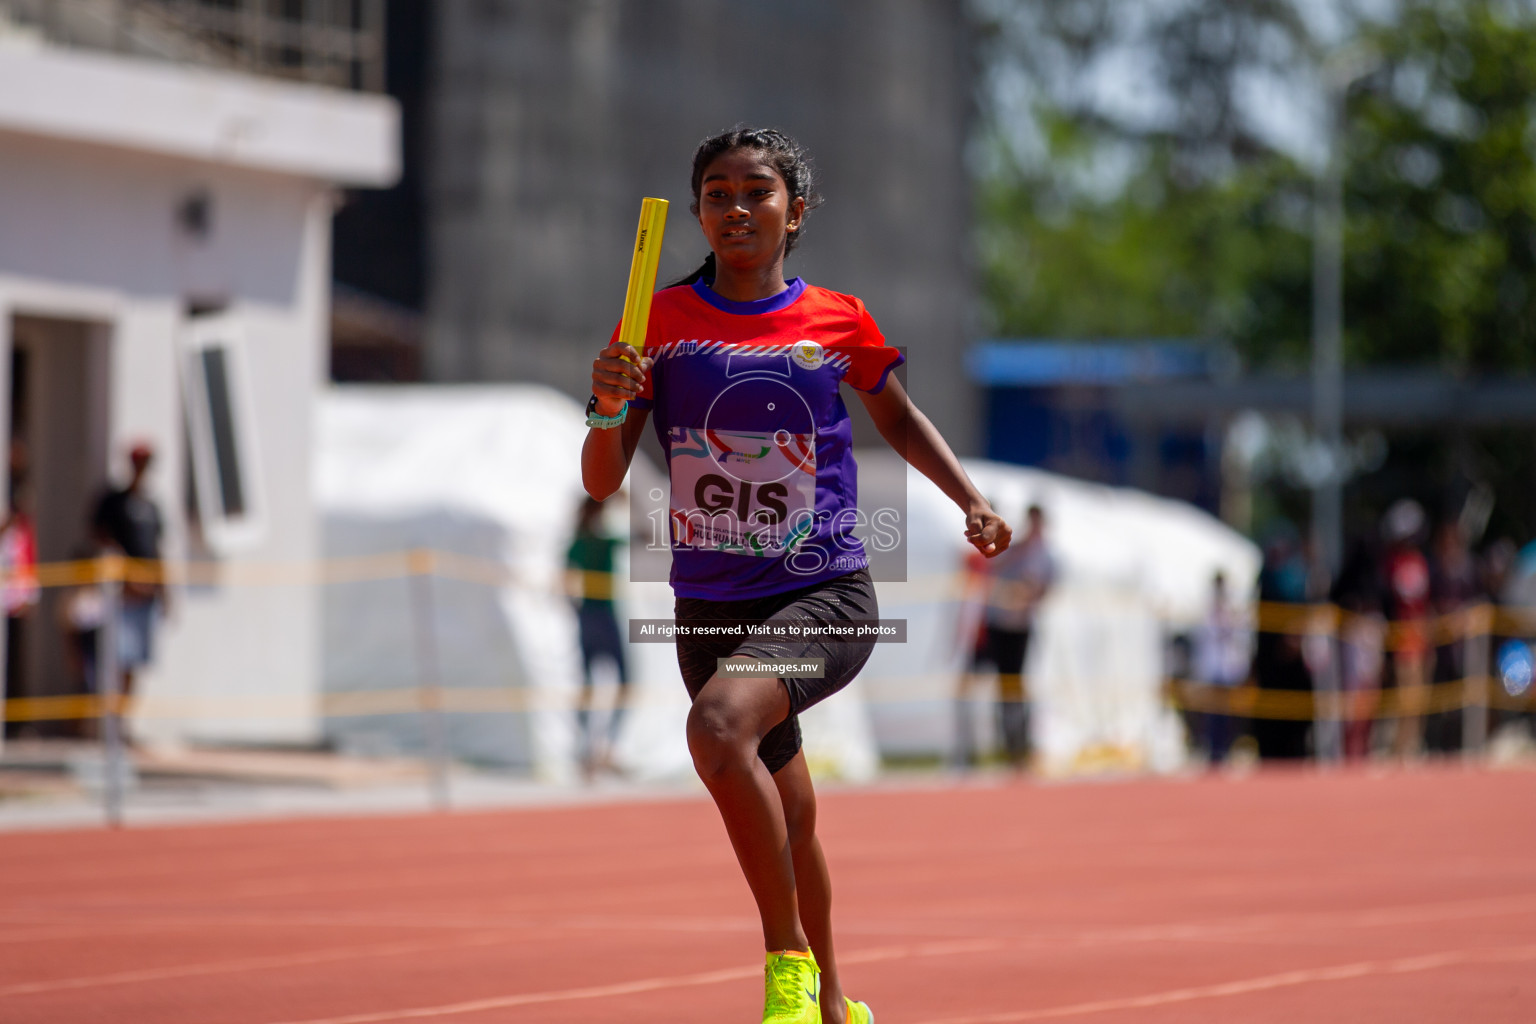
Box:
[0,766,1532,1023]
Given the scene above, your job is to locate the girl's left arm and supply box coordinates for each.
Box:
[856,377,1012,557]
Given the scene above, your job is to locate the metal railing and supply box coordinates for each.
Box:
[0,0,385,91]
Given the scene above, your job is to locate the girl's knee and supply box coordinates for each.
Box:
[686,698,756,780]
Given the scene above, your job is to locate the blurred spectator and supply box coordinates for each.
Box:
[59,542,107,738]
[1382,500,1431,759]
[1333,537,1386,761]
[954,505,1055,770]
[1164,630,1198,757]
[1509,542,1536,605]
[1299,536,1342,760]
[1251,529,1312,760]
[565,496,630,777]
[956,504,1055,773]
[1481,537,1518,603]
[91,442,167,706]
[952,547,990,770]
[1484,537,1534,739]
[1,481,39,711]
[1427,520,1480,753]
[1193,571,1250,766]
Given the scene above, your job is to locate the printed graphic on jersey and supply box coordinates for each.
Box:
[668,427,816,557]
[724,352,793,379]
[702,375,815,484]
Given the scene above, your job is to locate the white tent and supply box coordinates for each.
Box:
[315,385,879,783]
[857,456,1261,776]
[316,385,1258,782]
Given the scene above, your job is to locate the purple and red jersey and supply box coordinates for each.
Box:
[619,278,903,600]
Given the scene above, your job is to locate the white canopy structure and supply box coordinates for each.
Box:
[316,385,1258,782]
[315,385,879,784]
[859,456,1261,776]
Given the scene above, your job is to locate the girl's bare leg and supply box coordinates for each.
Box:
[774,751,847,1024]
[687,672,807,953]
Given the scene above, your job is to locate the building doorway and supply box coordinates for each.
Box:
[6,314,111,736]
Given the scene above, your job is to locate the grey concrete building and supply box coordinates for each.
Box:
[425,0,976,451]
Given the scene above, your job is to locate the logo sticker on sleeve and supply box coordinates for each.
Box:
[790,340,824,370]
[668,426,816,557]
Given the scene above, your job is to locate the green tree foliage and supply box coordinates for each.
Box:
[1348,3,1536,370]
[973,0,1315,179]
[977,136,1314,363]
[978,0,1536,374]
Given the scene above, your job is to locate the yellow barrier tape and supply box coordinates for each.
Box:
[1165,679,1518,722]
[10,551,537,590]
[2,694,119,723]
[5,554,1533,726]
[1251,601,1518,651]
[6,551,1536,642]
[5,676,1532,724]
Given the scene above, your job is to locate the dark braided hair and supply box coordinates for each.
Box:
[671,125,823,287]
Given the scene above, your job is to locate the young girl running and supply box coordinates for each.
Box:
[582,126,1010,1024]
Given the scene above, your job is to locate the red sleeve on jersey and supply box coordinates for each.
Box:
[838,304,905,394]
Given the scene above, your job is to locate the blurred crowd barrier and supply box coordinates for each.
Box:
[3,553,1533,736]
[1172,602,1536,722]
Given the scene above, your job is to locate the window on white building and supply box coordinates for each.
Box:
[181,313,265,552]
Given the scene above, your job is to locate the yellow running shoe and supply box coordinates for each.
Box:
[763,950,821,1023]
[844,996,874,1024]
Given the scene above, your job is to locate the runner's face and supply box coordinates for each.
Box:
[697,148,804,273]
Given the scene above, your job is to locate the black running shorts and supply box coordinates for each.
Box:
[674,568,878,774]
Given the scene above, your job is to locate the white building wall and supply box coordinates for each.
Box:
[0,43,396,747]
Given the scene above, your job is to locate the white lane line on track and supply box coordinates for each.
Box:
[1030,890,1536,951]
[0,911,765,947]
[256,939,1006,1024]
[6,892,1535,1002]
[912,944,1536,1024]
[0,933,513,997]
[4,889,1532,950]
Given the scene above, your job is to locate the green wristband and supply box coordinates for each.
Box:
[585,394,629,429]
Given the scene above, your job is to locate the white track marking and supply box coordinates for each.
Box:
[257,940,1004,1024]
[914,944,1536,1024]
[6,894,1535,1009]
[3,890,1532,948]
[252,940,1536,1024]
[0,933,512,997]
[2,890,1533,965]
[0,910,764,946]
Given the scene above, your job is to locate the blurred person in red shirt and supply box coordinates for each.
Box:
[2,480,39,728]
[1382,500,1431,759]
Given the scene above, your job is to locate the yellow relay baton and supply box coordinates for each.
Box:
[616,197,669,361]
